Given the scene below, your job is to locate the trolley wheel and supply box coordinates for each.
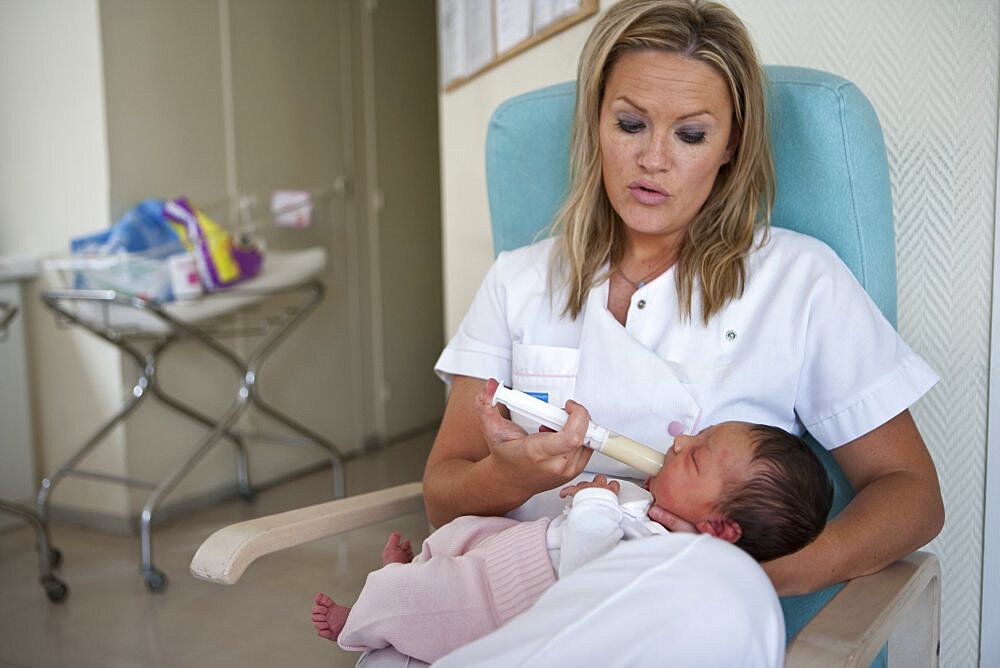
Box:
[142,567,168,593]
[40,575,69,603]
[48,547,63,569]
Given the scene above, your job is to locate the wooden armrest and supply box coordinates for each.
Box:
[192,485,939,666]
[786,551,941,667]
[190,482,424,585]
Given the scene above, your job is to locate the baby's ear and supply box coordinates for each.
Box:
[696,517,742,544]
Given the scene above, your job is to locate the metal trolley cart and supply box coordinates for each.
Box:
[39,247,345,592]
[0,300,69,602]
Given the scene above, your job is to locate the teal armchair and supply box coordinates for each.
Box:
[191,67,941,667]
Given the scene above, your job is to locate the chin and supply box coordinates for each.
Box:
[621,218,676,238]
[615,206,670,235]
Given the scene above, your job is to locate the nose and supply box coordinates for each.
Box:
[672,434,690,453]
[637,131,672,172]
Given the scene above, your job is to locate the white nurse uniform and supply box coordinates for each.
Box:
[435,227,937,482]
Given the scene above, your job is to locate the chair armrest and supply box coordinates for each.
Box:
[190,482,424,585]
[786,551,941,667]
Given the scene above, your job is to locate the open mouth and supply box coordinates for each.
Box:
[629,182,669,203]
[629,180,668,195]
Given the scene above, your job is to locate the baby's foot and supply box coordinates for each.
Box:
[382,532,414,565]
[312,592,351,641]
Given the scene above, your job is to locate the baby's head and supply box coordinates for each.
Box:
[648,421,833,562]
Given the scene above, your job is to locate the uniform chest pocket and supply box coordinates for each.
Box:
[511,344,579,428]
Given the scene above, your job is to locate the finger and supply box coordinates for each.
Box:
[647,505,671,523]
[476,395,529,444]
[562,400,592,437]
[315,593,333,606]
[477,378,498,406]
[648,506,696,533]
[531,426,590,461]
[475,380,496,414]
[477,378,508,421]
[563,443,594,477]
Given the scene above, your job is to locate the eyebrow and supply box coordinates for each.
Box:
[615,95,715,121]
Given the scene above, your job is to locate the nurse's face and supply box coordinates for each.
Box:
[599,49,736,245]
[647,421,755,526]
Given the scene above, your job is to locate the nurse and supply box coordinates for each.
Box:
[426,0,942,648]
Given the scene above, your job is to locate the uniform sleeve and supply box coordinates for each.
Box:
[556,488,625,579]
[795,248,939,448]
[434,258,514,386]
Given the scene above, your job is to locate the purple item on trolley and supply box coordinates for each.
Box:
[163,197,264,290]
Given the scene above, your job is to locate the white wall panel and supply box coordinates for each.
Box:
[725,2,998,664]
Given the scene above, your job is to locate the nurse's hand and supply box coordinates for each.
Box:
[475,379,593,494]
[647,505,697,533]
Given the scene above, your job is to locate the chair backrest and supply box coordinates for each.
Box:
[485,65,896,644]
[485,66,896,326]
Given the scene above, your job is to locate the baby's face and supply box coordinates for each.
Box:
[647,421,756,526]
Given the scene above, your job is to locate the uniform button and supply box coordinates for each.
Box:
[637,299,646,309]
[668,421,685,437]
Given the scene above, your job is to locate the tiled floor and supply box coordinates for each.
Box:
[0,433,434,668]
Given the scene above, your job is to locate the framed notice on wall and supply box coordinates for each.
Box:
[437,0,599,91]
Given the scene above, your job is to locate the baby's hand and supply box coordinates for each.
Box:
[559,474,621,498]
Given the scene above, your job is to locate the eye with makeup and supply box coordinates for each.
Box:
[676,128,706,144]
[615,116,645,134]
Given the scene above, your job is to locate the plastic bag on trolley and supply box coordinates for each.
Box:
[68,199,186,302]
[68,198,265,302]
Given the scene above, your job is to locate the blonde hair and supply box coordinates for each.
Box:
[551,0,774,323]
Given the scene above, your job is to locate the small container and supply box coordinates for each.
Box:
[167,253,203,300]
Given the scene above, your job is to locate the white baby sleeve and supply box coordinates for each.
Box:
[556,487,625,579]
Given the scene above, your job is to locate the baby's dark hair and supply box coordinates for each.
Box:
[717,425,834,562]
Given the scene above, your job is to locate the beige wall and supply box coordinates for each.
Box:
[435,1,998,665]
[438,2,613,337]
[0,0,130,517]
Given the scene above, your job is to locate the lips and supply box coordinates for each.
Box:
[628,181,670,205]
